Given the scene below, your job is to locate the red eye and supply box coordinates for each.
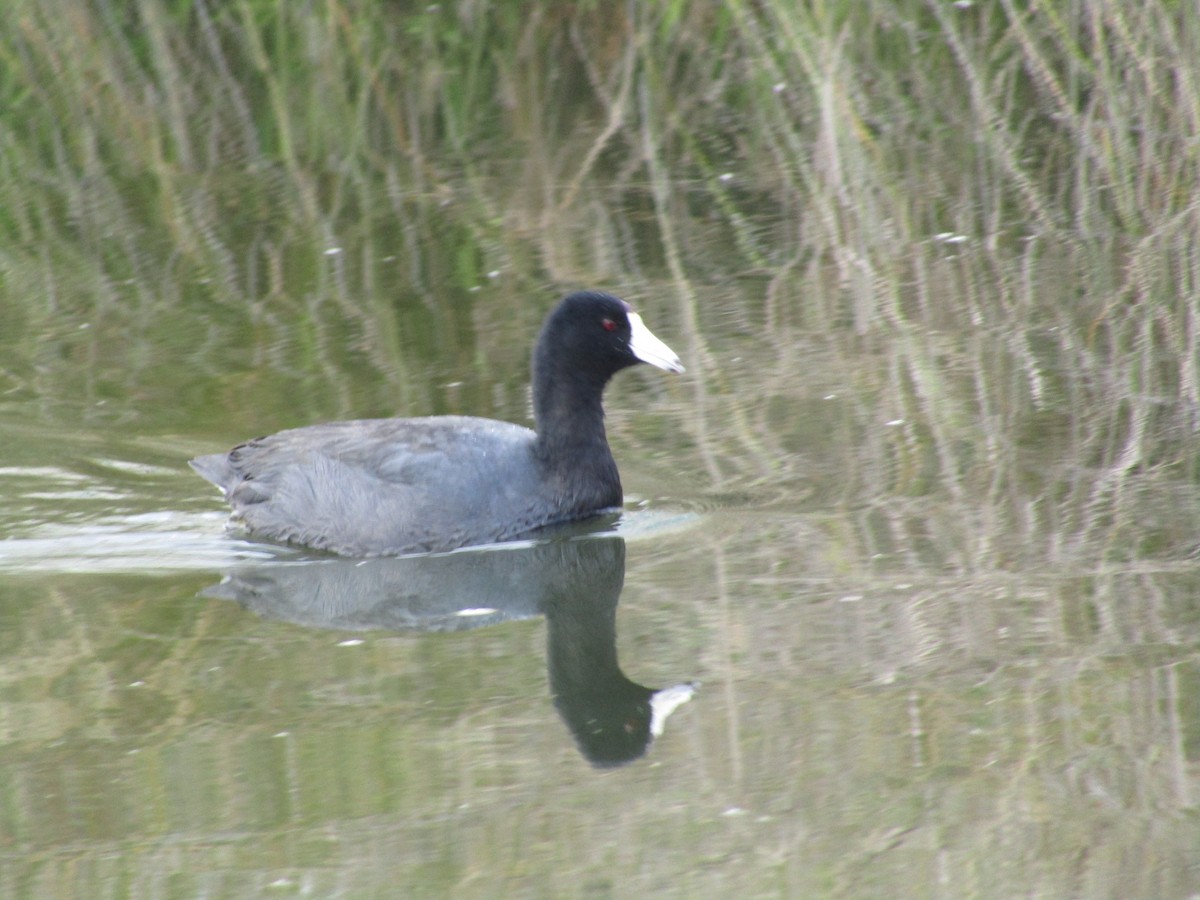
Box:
[601,318,618,332]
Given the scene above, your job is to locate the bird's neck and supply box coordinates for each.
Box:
[532,367,622,509]
[531,354,612,448]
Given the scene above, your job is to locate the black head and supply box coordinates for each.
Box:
[535,291,684,387]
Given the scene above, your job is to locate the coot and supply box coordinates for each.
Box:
[191,291,684,555]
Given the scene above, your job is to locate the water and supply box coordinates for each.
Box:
[5,246,1199,896]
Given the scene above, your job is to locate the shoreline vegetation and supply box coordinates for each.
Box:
[4,2,1195,302]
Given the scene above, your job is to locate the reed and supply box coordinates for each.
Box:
[3,1,1194,304]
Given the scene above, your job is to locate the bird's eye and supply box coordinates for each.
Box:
[601,318,618,332]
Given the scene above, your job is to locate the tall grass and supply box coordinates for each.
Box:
[3,1,1195,300]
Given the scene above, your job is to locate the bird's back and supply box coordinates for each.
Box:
[191,416,558,555]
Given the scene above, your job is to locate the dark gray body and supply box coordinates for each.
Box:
[190,291,683,557]
[190,415,621,556]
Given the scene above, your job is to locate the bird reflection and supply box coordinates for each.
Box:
[202,535,694,767]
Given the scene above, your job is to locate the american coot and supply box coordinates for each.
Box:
[191,291,684,556]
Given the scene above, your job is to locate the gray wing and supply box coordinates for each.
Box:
[191,417,553,555]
